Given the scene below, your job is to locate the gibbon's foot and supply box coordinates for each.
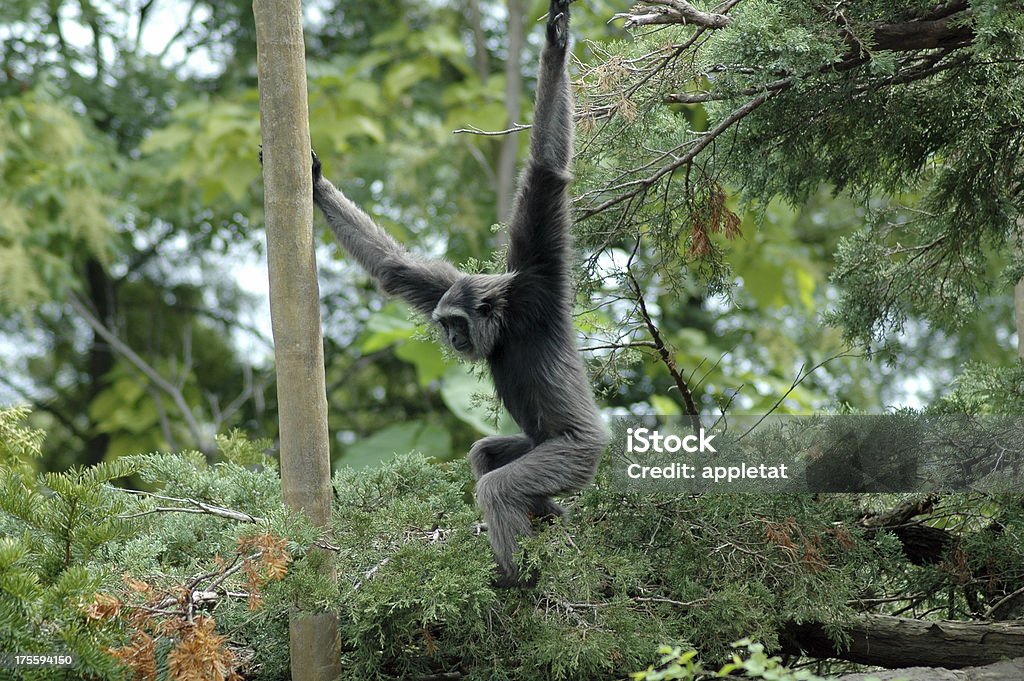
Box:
[546,0,570,50]
[528,498,566,525]
[493,564,540,590]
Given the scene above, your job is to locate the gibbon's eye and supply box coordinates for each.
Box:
[476,301,493,316]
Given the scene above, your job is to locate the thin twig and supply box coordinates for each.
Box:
[625,257,703,432]
[452,123,531,136]
[737,350,861,440]
[579,89,782,220]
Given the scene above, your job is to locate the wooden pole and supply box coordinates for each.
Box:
[253,1,341,678]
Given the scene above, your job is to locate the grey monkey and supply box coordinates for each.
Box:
[308,0,607,587]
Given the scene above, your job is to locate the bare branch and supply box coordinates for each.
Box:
[737,350,861,441]
[626,255,703,432]
[121,489,262,523]
[452,123,532,136]
[615,0,733,29]
[69,294,212,452]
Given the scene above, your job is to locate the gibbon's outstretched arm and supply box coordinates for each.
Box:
[531,0,574,173]
[311,155,461,316]
[506,0,574,274]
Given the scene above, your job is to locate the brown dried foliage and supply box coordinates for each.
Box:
[689,182,741,257]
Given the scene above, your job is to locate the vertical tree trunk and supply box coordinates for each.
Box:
[1015,231,1024,359]
[84,258,114,466]
[496,0,526,223]
[1015,271,1024,359]
[252,2,341,679]
[467,0,490,83]
[1016,277,1024,359]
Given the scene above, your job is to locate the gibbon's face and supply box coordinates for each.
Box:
[432,274,510,361]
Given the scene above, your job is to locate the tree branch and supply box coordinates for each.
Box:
[614,0,733,29]
[626,261,703,432]
[69,294,212,452]
[780,614,1024,669]
[579,88,783,220]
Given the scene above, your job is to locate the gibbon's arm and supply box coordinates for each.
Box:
[506,0,574,274]
[313,171,460,316]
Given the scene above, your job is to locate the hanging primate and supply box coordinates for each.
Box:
[304,0,607,586]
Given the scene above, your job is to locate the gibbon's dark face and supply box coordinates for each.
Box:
[432,274,512,361]
[438,313,473,354]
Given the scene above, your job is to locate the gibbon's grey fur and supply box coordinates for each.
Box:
[307,0,607,586]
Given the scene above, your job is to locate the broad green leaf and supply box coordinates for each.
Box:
[139,126,192,153]
[418,27,466,61]
[346,116,387,144]
[341,420,452,468]
[439,365,515,436]
[395,338,449,386]
[649,394,681,415]
[384,60,439,100]
[360,306,419,352]
[793,267,816,310]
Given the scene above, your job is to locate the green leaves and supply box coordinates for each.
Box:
[139,99,261,204]
[342,421,451,468]
[438,365,515,436]
[0,92,117,311]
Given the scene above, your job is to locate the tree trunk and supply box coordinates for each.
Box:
[252,2,340,679]
[1016,224,1023,358]
[84,257,114,466]
[496,0,526,223]
[780,615,1024,669]
[467,0,489,83]
[1015,270,1023,358]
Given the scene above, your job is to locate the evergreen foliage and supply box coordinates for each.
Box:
[575,0,1024,351]
[630,640,827,681]
[2,405,1023,679]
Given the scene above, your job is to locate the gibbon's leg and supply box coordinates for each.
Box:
[469,435,566,522]
[527,497,566,522]
[475,431,606,585]
[468,435,532,479]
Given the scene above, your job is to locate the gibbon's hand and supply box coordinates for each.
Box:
[311,149,322,184]
[547,0,571,50]
[257,145,322,186]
